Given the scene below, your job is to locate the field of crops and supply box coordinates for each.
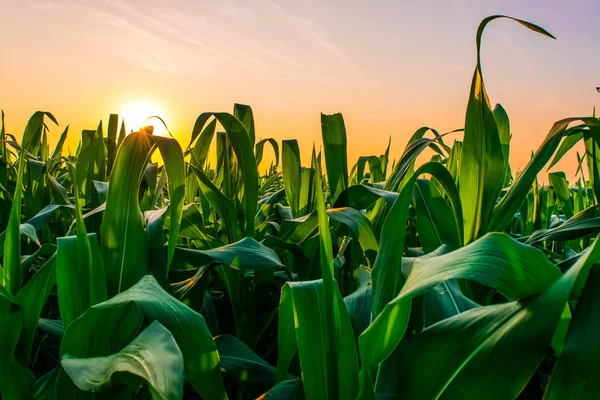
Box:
[1,15,599,400]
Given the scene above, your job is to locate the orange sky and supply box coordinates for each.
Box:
[1,0,599,179]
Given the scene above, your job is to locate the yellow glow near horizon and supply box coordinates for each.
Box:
[120,101,170,136]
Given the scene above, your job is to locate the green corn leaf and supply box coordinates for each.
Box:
[460,16,554,243]
[549,172,574,218]
[257,379,304,400]
[188,112,258,236]
[14,255,56,363]
[282,139,302,217]
[50,125,69,161]
[21,111,58,157]
[276,153,359,399]
[493,104,511,185]
[345,185,398,209]
[59,275,226,400]
[491,117,600,232]
[371,162,461,321]
[343,265,372,338]
[413,176,463,253]
[173,236,283,272]
[544,267,600,399]
[327,207,379,261]
[298,167,316,216]
[189,118,216,168]
[275,279,359,399]
[547,126,585,170]
[394,232,600,399]
[215,334,292,389]
[106,114,118,176]
[101,132,185,294]
[0,291,36,400]
[149,136,185,270]
[101,132,153,295]
[321,113,349,205]
[234,103,256,146]
[145,208,169,289]
[62,321,184,400]
[422,278,479,329]
[3,148,26,296]
[584,126,600,203]
[189,164,242,242]
[526,204,600,244]
[256,138,280,169]
[56,233,107,328]
[360,232,562,395]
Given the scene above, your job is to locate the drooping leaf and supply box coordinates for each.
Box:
[62,321,184,400]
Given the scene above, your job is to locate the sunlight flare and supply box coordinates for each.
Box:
[120,101,169,136]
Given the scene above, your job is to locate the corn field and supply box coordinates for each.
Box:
[1,15,599,400]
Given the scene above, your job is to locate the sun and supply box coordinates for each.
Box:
[120,101,170,136]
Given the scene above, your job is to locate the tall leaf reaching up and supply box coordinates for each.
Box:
[187,112,258,237]
[360,162,462,397]
[234,103,256,146]
[56,164,107,328]
[2,146,25,296]
[106,113,118,175]
[282,139,302,217]
[493,104,512,185]
[101,132,153,295]
[20,111,58,157]
[101,132,185,295]
[275,152,359,399]
[321,113,349,205]
[460,15,555,244]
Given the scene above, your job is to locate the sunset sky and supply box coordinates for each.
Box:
[1,0,598,177]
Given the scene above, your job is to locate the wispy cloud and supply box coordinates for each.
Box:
[29,0,352,76]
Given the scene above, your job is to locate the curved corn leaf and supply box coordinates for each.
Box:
[62,321,184,400]
[256,138,280,168]
[21,111,58,157]
[394,233,600,399]
[413,175,463,253]
[60,275,226,400]
[547,126,585,170]
[216,334,292,389]
[490,117,600,232]
[461,16,554,243]
[173,236,283,273]
[526,204,600,244]
[189,163,242,242]
[258,379,304,400]
[362,232,560,396]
